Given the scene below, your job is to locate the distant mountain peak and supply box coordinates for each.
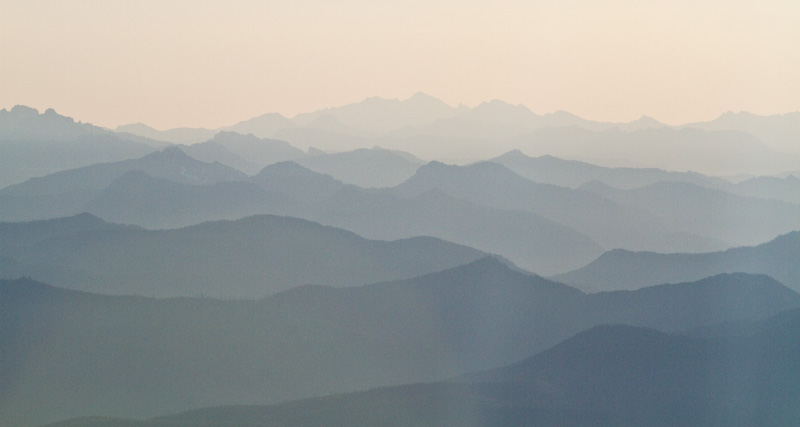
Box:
[145,145,193,160]
[69,211,108,224]
[393,255,528,288]
[495,149,528,160]
[415,160,452,173]
[632,115,662,124]
[8,104,39,116]
[407,91,436,100]
[456,255,517,273]
[254,161,342,184]
[222,112,294,139]
[405,92,451,106]
[258,160,311,173]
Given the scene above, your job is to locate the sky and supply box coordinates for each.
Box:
[1,0,798,130]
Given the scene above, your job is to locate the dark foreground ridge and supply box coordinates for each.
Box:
[5,266,800,426]
[44,308,800,427]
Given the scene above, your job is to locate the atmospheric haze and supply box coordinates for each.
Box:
[2,1,800,427]
[2,0,799,130]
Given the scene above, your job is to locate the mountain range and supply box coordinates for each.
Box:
[152,310,800,427]
[46,308,800,427]
[5,145,800,274]
[5,261,798,426]
[2,95,799,426]
[0,214,487,298]
[580,180,800,249]
[553,230,800,293]
[104,94,800,174]
[390,160,716,253]
[4,98,797,184]
[490,149,729,189]
[0,106,163,188]
[0,147,247,222]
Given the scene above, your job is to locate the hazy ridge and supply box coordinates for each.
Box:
[1,97,799,427]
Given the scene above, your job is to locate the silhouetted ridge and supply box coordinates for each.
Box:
[7,272,800,426]
[405,256,547,289]
[86,309,800,426]
[0,213,133,249]
[1,213,487,297]
[0,277,66,299]
[586,273,800,331]
[6,104,39,118]
[255,160,328,177]
[554,230,800,292]
[474,324,686,382]
[397,161,537,196]
[141,145,192,161]
[766,230,800,248]
[1,212,107,229]
[251,161,346,202]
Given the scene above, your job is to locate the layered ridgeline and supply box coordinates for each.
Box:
[305,186,604,276]
[0,152,607,275]
[7,263,798,427]
[112,95,800,174]
[490,149,729,190]
[0,214,487,298]
[580,180,800,249]
[5,146,800,274]
[294,146,425,188]
[554,231,800,293]
[390,160,671,251]
[0,147,247,221]
[491,149,800,204]
[389,161,800,253]
[176,131,306,175]
[0,106,166,188]
[46,309,800,427]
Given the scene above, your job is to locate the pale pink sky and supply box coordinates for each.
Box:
[2,0,798,129]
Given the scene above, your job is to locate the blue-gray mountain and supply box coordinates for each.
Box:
[581,180,800,249]
[110,95,800,174]
[52,310,800,427]
[0,146,246,221]
[295,146,424,188]
[553,231,800,293]
[27,272,800,427]
[391,160,721,253]
[1,153,608,274]
[0,214,490,298]
[0,106,162,188]
[490,149,729,189]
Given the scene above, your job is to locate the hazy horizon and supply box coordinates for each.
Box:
[3,2,800,425]
[2,0,798,130]
[6,95,800,133]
